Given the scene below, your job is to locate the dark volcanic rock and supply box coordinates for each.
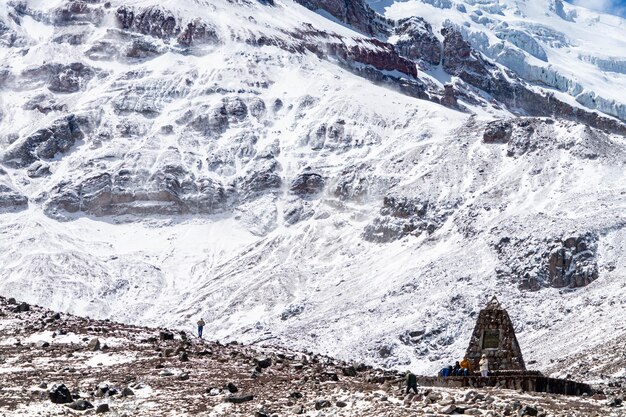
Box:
[96,403,110,413]
[254,356,272,368]
[315,399,332,410]
[323,38,418,79]
[14,302,30,312]
[43,164,231,219]
[225,393,254,403]
[342,365,358,377]
[67,399,94,411]
[483,120,513,143]
[49,384,73,404]
[519,405,539,416]
[239,159,282,200]
[159,331,174,341]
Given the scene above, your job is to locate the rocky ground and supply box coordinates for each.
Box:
[0,296,624,416]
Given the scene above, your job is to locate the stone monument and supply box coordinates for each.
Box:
[465,296,526,371]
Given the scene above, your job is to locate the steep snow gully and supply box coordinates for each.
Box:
[0,0,625,376]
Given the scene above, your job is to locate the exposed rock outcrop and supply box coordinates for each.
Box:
[294,0,390,36]
[394,17,442,66]
[493,233,599,290]
[116,5,219,46]
[2,114,84,168]
[363,196,457,242]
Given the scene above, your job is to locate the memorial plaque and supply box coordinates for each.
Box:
[482,329,500,349]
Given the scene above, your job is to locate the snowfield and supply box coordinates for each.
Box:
[0,0,625,377]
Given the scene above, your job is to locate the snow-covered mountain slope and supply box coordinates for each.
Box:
[0,0,625,377]
[371,0,626,121]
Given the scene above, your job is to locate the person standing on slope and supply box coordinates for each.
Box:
[479,354,489,377]
[405,370,418,395]
[197,318,206,338]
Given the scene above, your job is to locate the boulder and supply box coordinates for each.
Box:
[519,405,538,416]
[291,405,305,414]
[49,384,73,404]
[67,399,94,411]
[121,387,134,397]
[159,370,174,377]
[179,352,189,362]
[225,393,254,403]
[36,340,50,348]
[178,372,190,381]
[96,403,110,413]
[162,347,175,357]
[439,404,457,414]
[14,302,30,312]
[336,400,348,408]
[254,356,272,369]
[315,399,331,410]
[225,382,238,393]
[159,331,174,341]
[87,338,101,351]
[342,366,357,377]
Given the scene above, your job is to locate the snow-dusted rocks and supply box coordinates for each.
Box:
[394,17,441,66]
[2,114,84,168]
[0,169,27,212]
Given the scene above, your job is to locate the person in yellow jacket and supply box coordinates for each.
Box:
[460,357,472,374]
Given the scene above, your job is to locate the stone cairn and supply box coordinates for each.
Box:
[465,296,526,372]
